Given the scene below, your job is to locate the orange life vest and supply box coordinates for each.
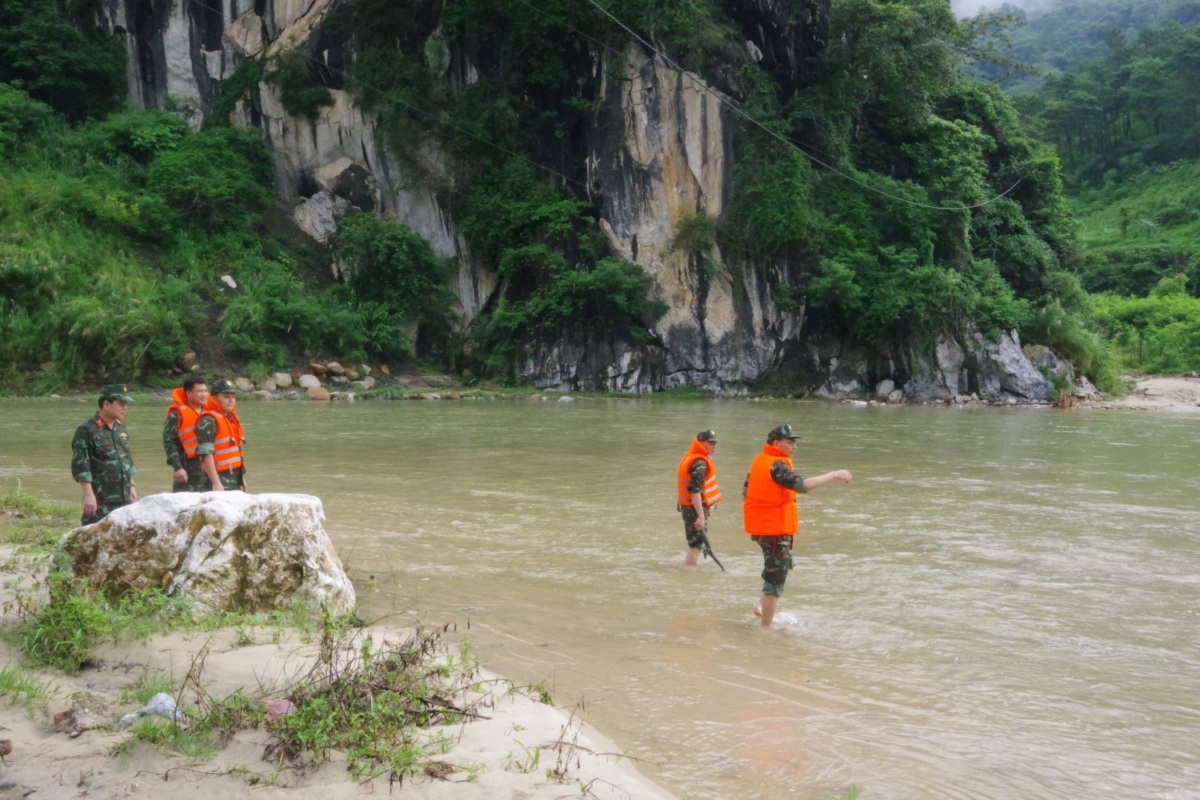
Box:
[676,440,721,508]
[166,388,217,458]
[202,409,245,473]
[743,445,799,536]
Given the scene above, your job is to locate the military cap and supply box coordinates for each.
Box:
[99,383,133,402]
[696,429,718,442]
[766,423,800,443]
[210,378,238,395]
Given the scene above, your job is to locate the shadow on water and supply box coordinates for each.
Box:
[4,398,1200,799]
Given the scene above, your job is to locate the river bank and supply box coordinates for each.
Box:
[32,373,1200,411]
[1083,374,1200,411]
[0,530,676,800]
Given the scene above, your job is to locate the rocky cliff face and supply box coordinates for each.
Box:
[93,0,1056,401]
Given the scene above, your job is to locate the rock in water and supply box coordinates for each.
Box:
[63,493,356,616]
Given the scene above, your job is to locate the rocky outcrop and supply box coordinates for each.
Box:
[576,47,802,392]
[62,492,356,616]
[797,327,1056,403]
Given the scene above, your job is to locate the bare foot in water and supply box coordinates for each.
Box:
[754,603,763,617]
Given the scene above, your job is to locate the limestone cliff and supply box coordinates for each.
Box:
[92,0,1057,401]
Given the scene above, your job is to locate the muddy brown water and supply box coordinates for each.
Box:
[4,397,1199,799]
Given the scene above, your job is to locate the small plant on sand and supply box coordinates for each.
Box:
[267,618,485,784]
[111,715,216,761]
[0,481,75,554]
[15,571,112,673]
[0,666,53,716]
[10,576,195,674]
[119,670,176,706]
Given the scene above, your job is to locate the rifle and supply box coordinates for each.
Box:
[698,528,726,572]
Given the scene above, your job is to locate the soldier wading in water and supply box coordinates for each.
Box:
[676,429,721,566]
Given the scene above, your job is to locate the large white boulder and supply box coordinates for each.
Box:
[62,493,356,616]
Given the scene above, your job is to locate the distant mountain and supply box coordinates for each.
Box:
[962,0,1200,90]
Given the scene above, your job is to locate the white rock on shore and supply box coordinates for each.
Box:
[62,492,356,616]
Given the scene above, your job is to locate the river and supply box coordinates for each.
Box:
[3,396,1199,800]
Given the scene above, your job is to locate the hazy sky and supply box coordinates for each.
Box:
[950,0,1060,17]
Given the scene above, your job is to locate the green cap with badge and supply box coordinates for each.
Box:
[696,429,718,443]
[99,384,133,402]
[766,423,799,443]
[210,378,238,395]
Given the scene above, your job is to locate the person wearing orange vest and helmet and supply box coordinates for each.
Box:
[676,430,721,566]
[164,375,218,492]
[195,378,247,492]
[743,424,852,627]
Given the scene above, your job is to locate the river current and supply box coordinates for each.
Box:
[3,397,1198,800]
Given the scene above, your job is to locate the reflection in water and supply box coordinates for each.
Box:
[4,398,1199,800]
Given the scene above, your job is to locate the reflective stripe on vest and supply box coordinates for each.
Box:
[742,446,799,536]
[676,441,721,507]
[167,403,201,458]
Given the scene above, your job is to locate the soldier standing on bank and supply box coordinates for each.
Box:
[164,375,215,492]
[195,379,247,492]
[71,384,138,525]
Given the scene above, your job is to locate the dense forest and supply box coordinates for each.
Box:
[987,0,1200,373]
[0,0,1196,393]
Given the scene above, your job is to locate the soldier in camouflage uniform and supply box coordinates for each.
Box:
[743,424,853,627]
[195,379,247,492]
[164,375,212,492]
[71,384,138,525]
[676,429,721,566]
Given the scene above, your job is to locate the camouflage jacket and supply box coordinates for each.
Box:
[684,457,708,495]
[741,461,806,499]
[72,413,137,504]
[193,413,218,457]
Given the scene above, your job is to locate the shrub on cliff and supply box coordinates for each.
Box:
[147,127,274,229]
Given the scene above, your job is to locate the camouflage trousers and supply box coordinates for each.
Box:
[751,535,795,597]
[679,505,712,550]
[172,459,211,492]
[82,500,130,526]
[216,467,246,492]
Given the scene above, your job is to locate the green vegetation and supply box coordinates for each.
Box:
[1018,18,1200,185]
[978,6,1200,376]
[975,0,1200,92]
[0,0,126,122]
[9,573,198,673]
[267,50,335,120]
[0,665,53,715]
[102,616,492,785]
[1069,160,1200,297]
[5,0,1190,393]
[333,0,1115,385]
[0,84,461,392]
[1091,281,1200,373]
[269,624,479,781]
